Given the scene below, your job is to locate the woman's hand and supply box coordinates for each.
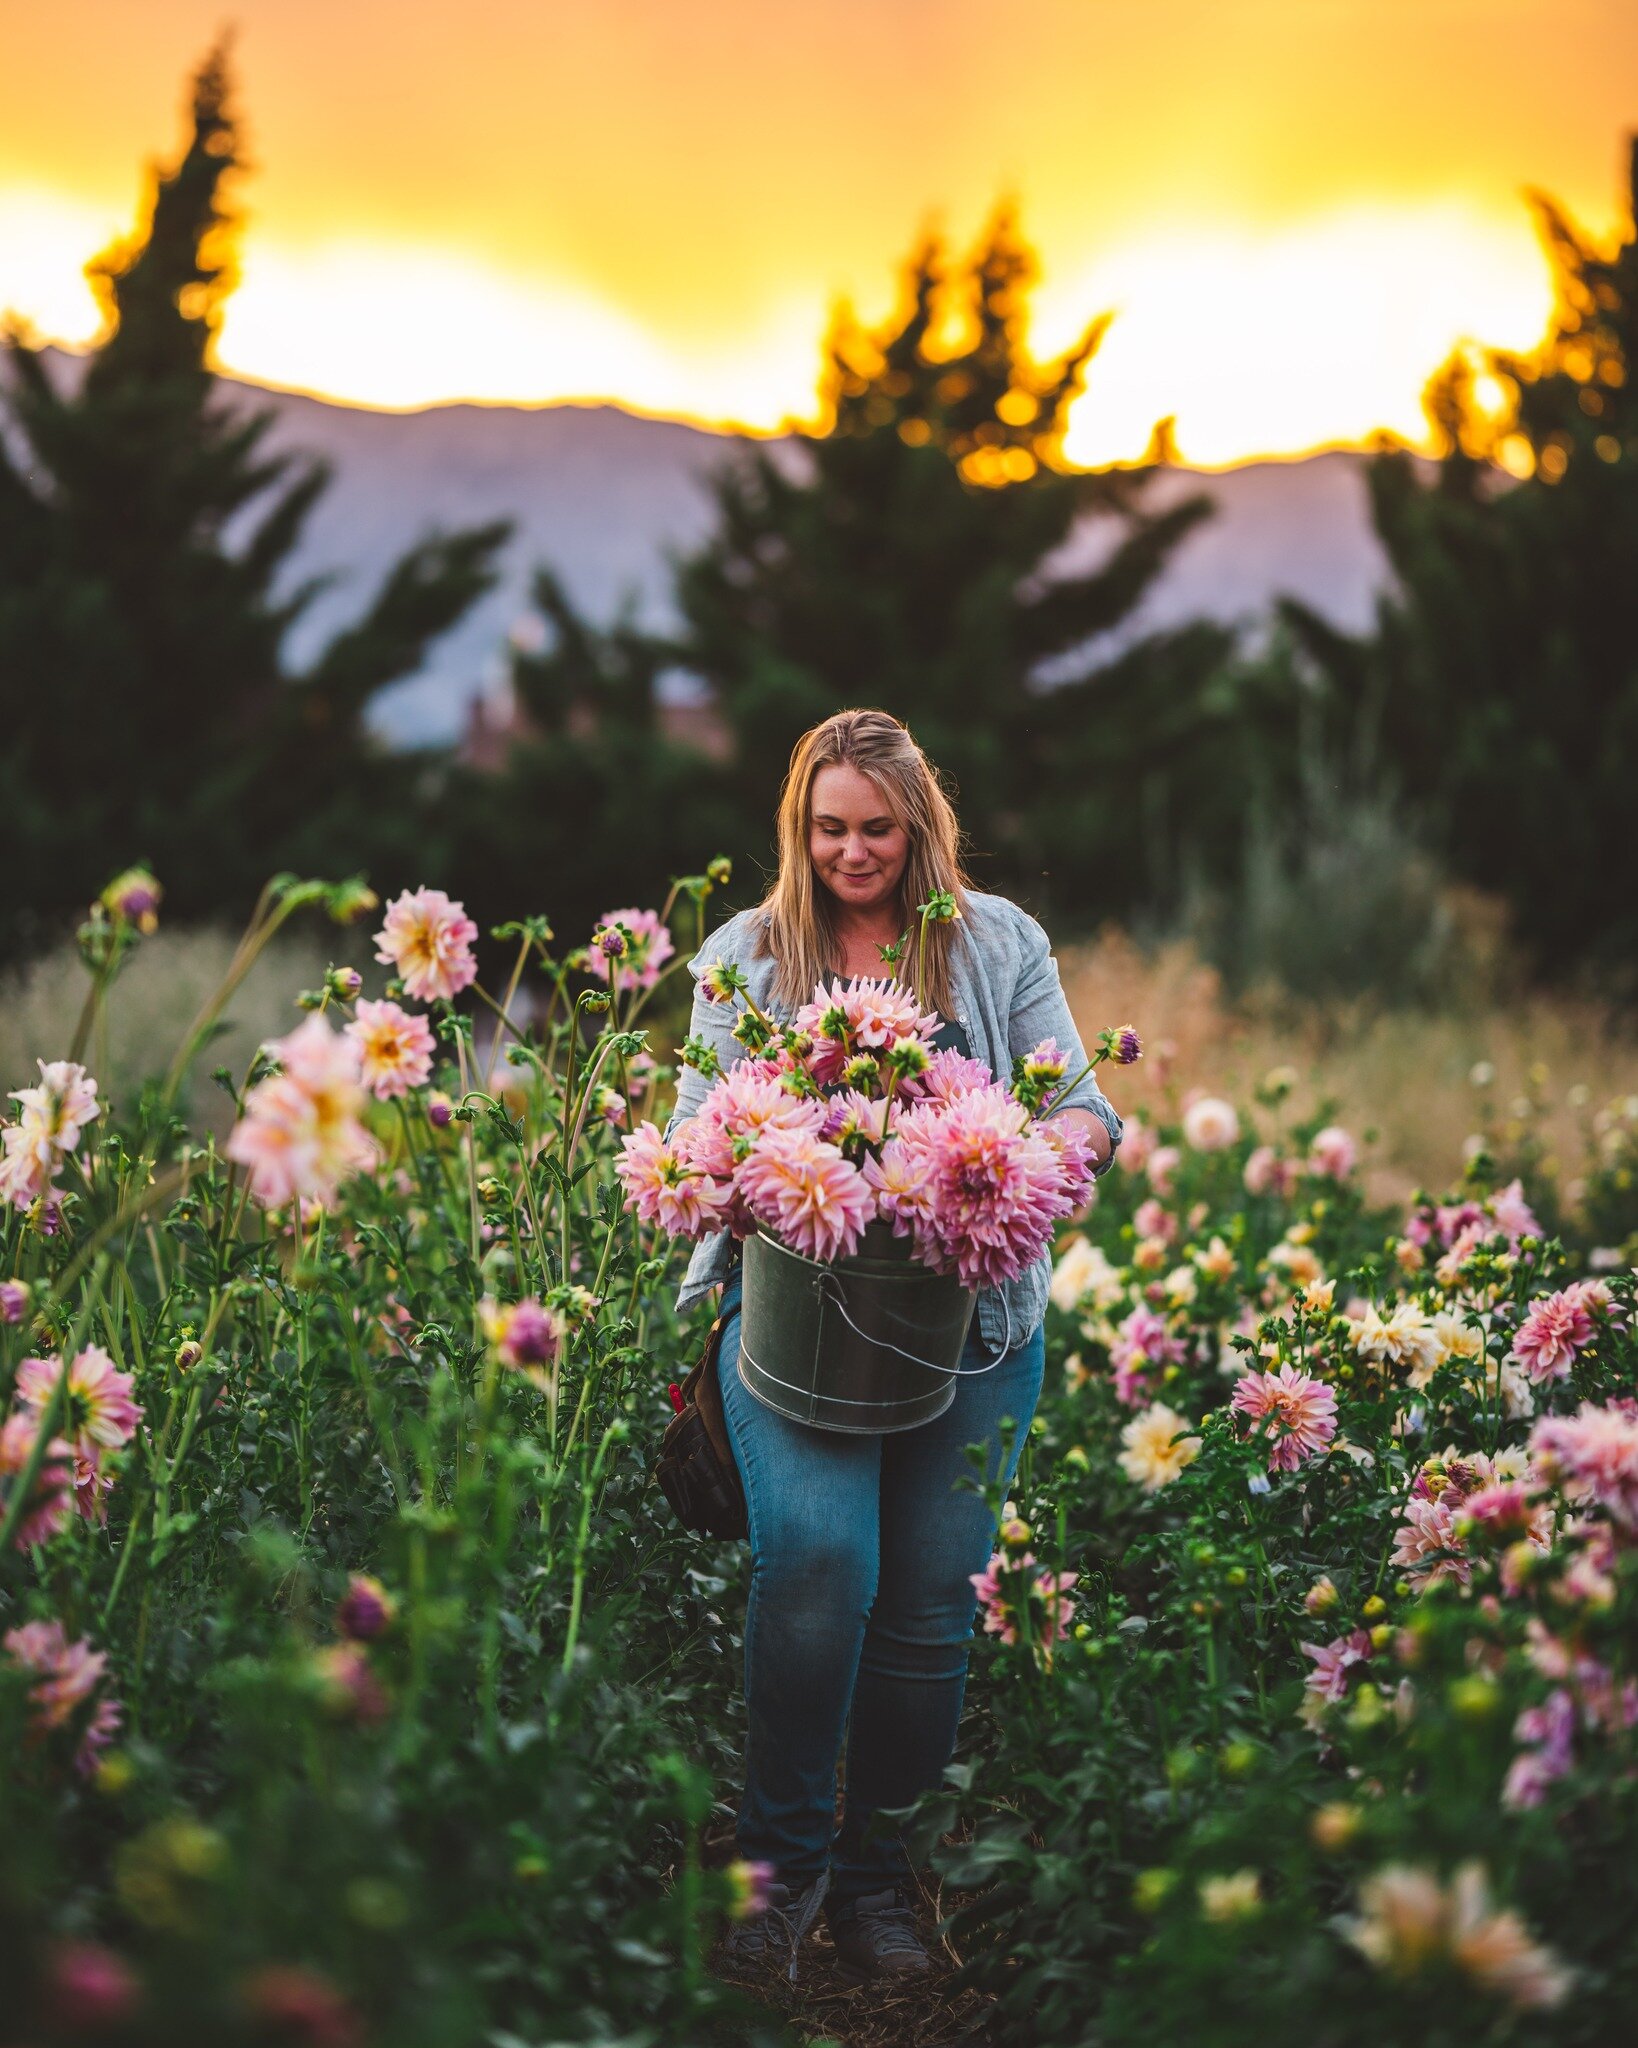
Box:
[1054,1105,1112,1222]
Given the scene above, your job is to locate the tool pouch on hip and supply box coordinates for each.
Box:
[654,1313,748,1541]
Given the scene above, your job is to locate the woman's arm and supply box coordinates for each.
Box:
[1007,906,1123,1176]
[662,923,751,1141]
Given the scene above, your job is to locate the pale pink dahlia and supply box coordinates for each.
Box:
[1243,1145,1297,1198]
[1230,1363,1337,1472]
[916,1047,994,1104]
[2,1618,121,1769]
[1110,1306,1186,1408]
[1489,1178,1544,1242]
[795,977,939,1087]
[970,1550,1078,1651]
[1181,1095,1239,1152]
[1308,1125,1358,1180]
[226,1015,381,1209]
[0,1413,75,1548]
[1301,1627,1372,1706]
[1530,1400,1638,1531]
[374,887,479,1003]
[1510,1290,1596,1385]
[896,1085,1089,1290]
[1391,1496,1472,1588]
[15,1345,142,1460]
[687,1061,825,1178]
[736,1124,875,1263]
[615,1123,732,1239]
[586,907,675,994]
[345,999,436,1100]
[9,1060,101,1155]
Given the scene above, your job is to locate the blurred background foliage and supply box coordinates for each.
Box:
[2,50,1636,1013]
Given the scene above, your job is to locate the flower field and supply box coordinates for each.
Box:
[3,868,1636,2048]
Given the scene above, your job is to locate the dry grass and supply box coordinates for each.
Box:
[0,926,348,1142]
[1062,928,1638,1208]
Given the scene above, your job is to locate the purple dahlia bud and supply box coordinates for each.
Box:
[337,1573,396,1642]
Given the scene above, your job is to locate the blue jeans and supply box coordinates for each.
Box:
[716,1266,1046,1906]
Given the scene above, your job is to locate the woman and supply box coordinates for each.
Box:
[667,709,1123,1982]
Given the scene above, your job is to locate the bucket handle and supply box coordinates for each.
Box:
[814,1270,1004,1379]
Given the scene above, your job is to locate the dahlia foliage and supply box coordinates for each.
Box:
[618,967,1136,1286]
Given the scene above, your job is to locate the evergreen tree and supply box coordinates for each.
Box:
[1283,138,1638,981]
[443,570,741,946]
[0,44,508,957]
[667,207,1238,913]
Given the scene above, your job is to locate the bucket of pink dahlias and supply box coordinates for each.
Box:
[618,969,1107,1432]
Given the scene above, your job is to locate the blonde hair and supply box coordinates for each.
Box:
[757,709,970,1016]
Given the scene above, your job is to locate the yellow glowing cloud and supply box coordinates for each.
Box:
[1040,202,1555,469]
[0,183,1557,466]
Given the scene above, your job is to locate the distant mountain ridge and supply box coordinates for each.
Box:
[20,353,1393,745]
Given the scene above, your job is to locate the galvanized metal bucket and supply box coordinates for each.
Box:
[737,1221,978,1433]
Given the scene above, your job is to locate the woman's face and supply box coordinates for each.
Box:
[809,763,909,918]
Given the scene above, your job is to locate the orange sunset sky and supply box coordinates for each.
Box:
[1,0,1634,467]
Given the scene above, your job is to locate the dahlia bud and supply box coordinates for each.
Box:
[426,1091,454,1128]
[998,1515,1032,1551]
[174,1337,203,1373]
[707,856,733,888]
[0,1279,30,1324]
[326,966,364,1001]
[727,1858,775,1919]
[476,1176,507,1209]
[1303,1575,1340,1617]
[1310,1802,1361,1852]
[336,1573,396,1642]
[327,880,380,926]
[100,866,162,935]
[699,960,743,1005]
[593,924,627,960]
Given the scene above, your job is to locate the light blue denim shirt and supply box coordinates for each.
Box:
[664,890,1124,1359]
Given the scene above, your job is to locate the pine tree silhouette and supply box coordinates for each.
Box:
[0,43,509,953]
[1282,136,1638,981]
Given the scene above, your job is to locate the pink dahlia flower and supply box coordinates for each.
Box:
[1133,1198,1176,1245]
[374,887,479,1003]
[1530,1400,1638,1531]
[1146,1144,1181,1196]
[687,1061,825,1179]
[1110,1305,1187,1408]
[15,1344,142,1460]
[917,1047,995,1104]
[1301,1627,1372,1707]
[226,1015,380,1210]
[2,1618,121,1771]
[1308,1125,1358,1179]
[893,1084,1089,1290]
[1181,1096,1239,1152]
[0,1413,75,1549]
[1230,1363,1338,1472]
[1243,1145,1298,1198]
[615,1122,732,1239]
[1391,1496,1472,1588]
[9,1060,101,1155]
[736,1124,875,1263]
[345,999,436,1100]
[586,907,675,994]
[44,1940,140,2027]
[1510,1290,1596,1384]
[1490,1177,1544,1242]
[970,1550,1078,1651]
[795,977,939,1087]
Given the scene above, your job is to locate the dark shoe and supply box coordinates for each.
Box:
[720,1868,831,1983]
[826,1886,935,1983]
